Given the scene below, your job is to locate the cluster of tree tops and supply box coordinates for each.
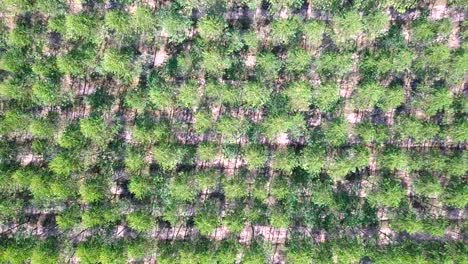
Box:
[0,0,466,262]
[1,236,467,263]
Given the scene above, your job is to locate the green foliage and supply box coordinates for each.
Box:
[127,211,154,232]
[177,82,200,108]
[303,20,325,48]
[80,116,118,146]
[64,14,98,41]
[56,44,96,76]
[79,178,107,204]
[301,145,326,175]
[56,206,81,230]
[271,148,297,174]
[283,81,312,111]
[317,52,353,78]
[105,10,132,35]
[352,82,385,111]
[414,174,443,198]
[194,204,221,236]
[128,176,153,200]
[194,110,212,134]
[0,111,30,135]
[49,154,76,176]
[364,11,389,40]
[356,122,389,144]
[391,215,448,237]
[311,83,341,112]
[223,177,248,200]
[256,52,282,81]
[242,82,271,108]
[0,2,463,259]
[125,151,145,173]
[132,6,156,32]
[154,144,188,171]
[102,49,135,80]
[160,10,192,43]
[380,148,409,171]
[29,118,55,138]
[367,178,406,207]
[215,116,247,143]
[270,17,300,46]
[31,242,59,264]
[443,180,468,208]
[197,142,219,162]
[323,118,348,147]
[243,144,268,170]
[377,85,405,111]
[202,49,231,77]
[198,16,226,42]
[333,12,363,46]
[395,116,439,143]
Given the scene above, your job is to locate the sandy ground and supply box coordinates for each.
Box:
[154,47,168,66]
[430,0,447,20]
[69,0,83,14]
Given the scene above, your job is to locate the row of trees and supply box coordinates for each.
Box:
[1,236,466,263]
[0,0,465,262]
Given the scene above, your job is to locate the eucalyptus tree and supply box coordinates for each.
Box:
[56,43,97,76]
[270,16,301,46]
[367,178,406,208]
[215,115,248,143]
[243,144,269,170]
[148,84,175,111]
[205,82,240,107]
[316,52,353,79]
[379,148,410,171]
[302,20,326,49]
[223,175,249,201]
[256,52,282,81]
[131,6,156,34]
[101,49,137,81]
[322,118,349,147]
[197,142,220,163]
[64,14,99,42]
[177,82,201,109]
[363,11,390,42]
[29,118,55,138]
[412,85,453,117]
[332,11,362,48]
[105,10,132,37]
[377,85,405,112]
[153,143,188,171]
[198,16,227,42]
[352,82,385,111]
[414,173,443,198]
[128,175,153,200]
[285,47,311,75]
[356,122,389,145]
[271,148,297,174]
[311,83,341,112]
[194,110,213,134]
[391,214,449,237]
[242,82,271,109]
[80,116,119,146]
[201,49,232,77]
[159,8,192,43]
[194,201,222,236]
[0,111,30,135]
[127,211,155,232]
[283,81,312,112]
[394,116,439,143]
[79,177,108,204]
